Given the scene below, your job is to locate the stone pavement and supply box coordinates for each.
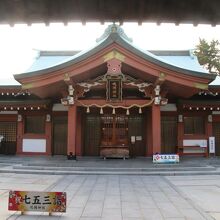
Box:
[0,173,219,220]
[167,175,220,220]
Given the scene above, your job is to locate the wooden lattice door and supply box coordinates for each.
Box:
[0,121,17,155]
[84,115,101,156]
[53,116,67,155]
[161,116,177,154]
[128,116,145,157]
[101,114,128,146]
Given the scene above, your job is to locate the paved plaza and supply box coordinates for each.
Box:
[0,172,220,220]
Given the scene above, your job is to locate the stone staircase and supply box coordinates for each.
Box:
[0,156,219,176]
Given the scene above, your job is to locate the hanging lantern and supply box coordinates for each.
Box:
[86,107,90,113]
[126,109,130,115]
[138,107,142,114]
[112,108,115,114]
[100,107,103,114]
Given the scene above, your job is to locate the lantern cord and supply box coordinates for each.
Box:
[76,98,155,109]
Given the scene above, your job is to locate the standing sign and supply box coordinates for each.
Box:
[209,137,215,154]
[153,154,179,163]
[8,191,66,213]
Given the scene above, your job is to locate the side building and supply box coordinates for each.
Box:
[0,24,220,158]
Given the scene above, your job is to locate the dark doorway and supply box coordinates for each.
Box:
[84,115,101,156]
[161,116,177,154]
[84,113,146,157]
[53,116,67,155]
[0,121,17,155]
[212,122,220,156]
[128,115,145,157]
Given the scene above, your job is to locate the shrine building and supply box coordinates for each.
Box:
[1,24,220,158]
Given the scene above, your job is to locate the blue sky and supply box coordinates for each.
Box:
[0,22,220,84]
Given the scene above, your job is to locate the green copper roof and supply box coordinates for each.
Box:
[14,24,216,82]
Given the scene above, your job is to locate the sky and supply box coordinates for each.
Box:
[0,22,220,84]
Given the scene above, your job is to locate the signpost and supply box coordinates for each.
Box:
[8,191,66,215]
[209,136,215,155]
[153,154,179,163]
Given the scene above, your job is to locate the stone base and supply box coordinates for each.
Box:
[100,146,129,159]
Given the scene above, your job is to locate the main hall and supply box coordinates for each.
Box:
[0,24,220,158]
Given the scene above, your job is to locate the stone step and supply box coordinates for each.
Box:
[0,167,220,176]
[12,164,216,172]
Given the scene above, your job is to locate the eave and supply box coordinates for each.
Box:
[0,0,219,25]
[178,99,220,111]
[0,100,51,111]
[13,27,216,99]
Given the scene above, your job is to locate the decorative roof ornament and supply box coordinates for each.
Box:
[96,23,133,43]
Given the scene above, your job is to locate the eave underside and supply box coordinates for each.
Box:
[17,62,208,101]
[0,0,219,25]
[14,40,214,100]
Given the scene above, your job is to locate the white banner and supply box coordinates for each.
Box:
[209,137,215,154]
[153,154,179,163]
[22,139,46,153]
[183,139,207,148]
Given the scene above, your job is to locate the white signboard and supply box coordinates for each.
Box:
[131,136,135,144]
[22,139,46,153]
[0,135,4,142]
[209,137,215,154]
[183,139,207,148]
[153,154,179,163]
[136,136,142,141]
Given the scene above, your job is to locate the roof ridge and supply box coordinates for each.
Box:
[39,50,80,56]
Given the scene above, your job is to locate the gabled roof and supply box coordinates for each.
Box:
[27,49,207,74]
[26,50,80,72]
[150,50,207,73]
[14,24,215,82]
[0,78,20,86]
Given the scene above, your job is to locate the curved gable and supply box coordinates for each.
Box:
[13,24,215,98]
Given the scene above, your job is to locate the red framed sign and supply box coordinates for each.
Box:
[8,191,66,213]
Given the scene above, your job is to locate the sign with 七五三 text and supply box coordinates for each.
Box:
[8,191,66,213]
[153,154,179,163]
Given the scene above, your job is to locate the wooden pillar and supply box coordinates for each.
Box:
[151,104,161,154]
[16,117,23,154]
[207,115,213,157]
[177,117,184,148]
[67,105,77,159]
[177,114,184,155]
[45,116,52,155]
[76,109,82,156]
[207,115,213,137]
[146,108,153,156]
